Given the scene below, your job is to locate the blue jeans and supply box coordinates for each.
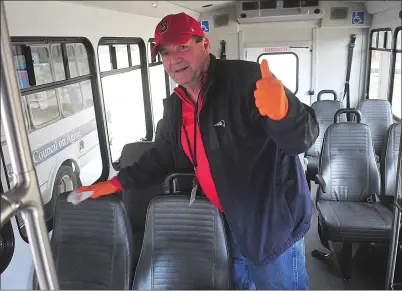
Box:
[226,226,309,290]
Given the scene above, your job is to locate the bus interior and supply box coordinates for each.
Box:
[0,0,401,290]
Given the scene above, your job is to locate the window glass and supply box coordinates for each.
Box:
[58,83,84,116]
[114,45,129,69]
[31,45,53,85]
[27,90,60,127]
[130,45,141,66]
[149,65,167,127]
[101,70,145,162]
[13,46,29,89]
[371,32,378,47]
[75,43,90,75]
[80,80,94,108]
[66,44,79,78]
[368,29,392,100]
[51,44,65,81]
[258,53,298,94]
[369,51,382,99]
[98,45,111,72]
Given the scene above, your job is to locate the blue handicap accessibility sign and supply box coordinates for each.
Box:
[199,20,210,33]
[352,11,365,25]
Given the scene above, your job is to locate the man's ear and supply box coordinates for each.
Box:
[203,37,211,53]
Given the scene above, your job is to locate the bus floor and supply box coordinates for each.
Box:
[306,183,391,290]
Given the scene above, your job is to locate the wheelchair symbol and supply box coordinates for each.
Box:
[352,12,364,25]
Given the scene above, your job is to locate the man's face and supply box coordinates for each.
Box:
[159,37,210,87]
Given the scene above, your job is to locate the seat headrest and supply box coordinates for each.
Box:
[50,193,134,290]
[133,195,231,290]
[120,141,154,169]
[380,123,401,197]
[357,99,393,155]
[307,100,345,157]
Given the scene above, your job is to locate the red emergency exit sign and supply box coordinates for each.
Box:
[263,47,290,53]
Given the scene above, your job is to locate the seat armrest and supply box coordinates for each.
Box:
[314,174,326,193]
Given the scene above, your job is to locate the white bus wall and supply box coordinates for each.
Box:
[198,1,372,107]
[3,1,199,45]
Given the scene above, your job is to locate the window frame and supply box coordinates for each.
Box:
[11,37,95,131]
[148,38,171,101]
[257,52,299,95]
[388,26,401,120]
[365,27,393,100]
[8,36,110,242]
[98,37,153,142]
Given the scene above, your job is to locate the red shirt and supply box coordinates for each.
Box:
[174,86,223,212]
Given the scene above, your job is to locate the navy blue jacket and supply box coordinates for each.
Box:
[117,54,319,265]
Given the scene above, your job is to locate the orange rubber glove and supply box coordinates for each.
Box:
[254,59,289,121]
[75,179,121,199]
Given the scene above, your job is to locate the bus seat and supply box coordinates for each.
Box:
[380,122,401,207]
[34,192,134,290]
[119,141,164,268]
[132,195,231,290]
[155,119,163,138]
[356,99,393,158]
[305,90,345,187]
[314,108,393,279]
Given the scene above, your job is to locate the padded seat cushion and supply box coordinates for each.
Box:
[317,201,392,243]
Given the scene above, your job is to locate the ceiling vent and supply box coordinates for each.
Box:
[330,7,348,20]
[213,13,230,28]
[236,0,324,23]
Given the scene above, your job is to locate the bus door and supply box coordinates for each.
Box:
[245,43,312,105]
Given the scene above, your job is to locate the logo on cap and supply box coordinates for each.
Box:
[160,21,168,34]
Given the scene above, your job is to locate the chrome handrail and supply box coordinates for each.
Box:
[0,1,59,289]
[385,126,402,290]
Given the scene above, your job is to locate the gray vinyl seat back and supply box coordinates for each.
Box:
[49,192,134,290]
[318,108,380,202]
[133,195,231,290]
[120,141,164,233]
[307,100,345,158]
[380,122,401,197]
[356,99,393,156]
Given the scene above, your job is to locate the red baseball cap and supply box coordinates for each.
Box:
[151,13,205,59]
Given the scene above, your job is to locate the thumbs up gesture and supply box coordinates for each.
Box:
[254,59,289,120]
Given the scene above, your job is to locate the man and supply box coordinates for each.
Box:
[76,12,319,290]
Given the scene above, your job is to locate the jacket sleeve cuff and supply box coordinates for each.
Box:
[110,176,123,191]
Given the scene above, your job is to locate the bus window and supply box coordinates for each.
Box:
[147,38,171,131]
[3,37,104,241]
[50,44,65,81]
[31,45,53,85]
[98,37,152,165]
[390,27,401,118]
[366,28,392,99]
[257,52,298,94]
[58,83,84,117]
[26,90,60,127]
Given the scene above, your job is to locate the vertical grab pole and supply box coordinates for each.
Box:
[0,2,59,289]
[385,133,402,290]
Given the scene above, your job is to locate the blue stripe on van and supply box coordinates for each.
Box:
[5,119,97,183]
